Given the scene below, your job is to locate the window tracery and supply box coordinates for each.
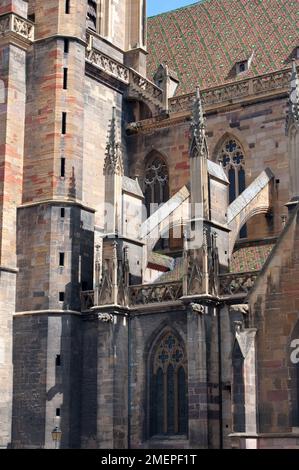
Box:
[144,156,169,217]
[218,137,247,238]
[150,331,188,436]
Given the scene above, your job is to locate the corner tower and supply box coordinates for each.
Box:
[11,0,150,449]
[12,0,92,449]
[0,0,30,448]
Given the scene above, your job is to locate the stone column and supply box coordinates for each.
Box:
[187,304,208,448]
[286,60,299,210]
[96,312,128,449]
[235,325,258,434]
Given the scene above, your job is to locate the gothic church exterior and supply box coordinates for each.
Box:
[0,0,299,449]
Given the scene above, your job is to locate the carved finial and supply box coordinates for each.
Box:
[234,321,243,333]
[203,226,208,249]
[189,85,208,158]
[104,107,124,176]
[286,60,299,133]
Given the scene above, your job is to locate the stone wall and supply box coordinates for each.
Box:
[248,206,299,434]
[0,4,27,446]
[17,203,94,313]
[12,313,82,448]
[80,316,98,448]
[0,270,15,448]
[83,76,125,228]
[128,306,221,449]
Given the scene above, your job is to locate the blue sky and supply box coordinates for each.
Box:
[147,0,199,17]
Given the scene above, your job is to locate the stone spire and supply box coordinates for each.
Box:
[286,60,299,208]
[103,107,123,235]
[189,86,210,227]
[104,107,124,176]
[189,86,208,158]
[286,60,299,133]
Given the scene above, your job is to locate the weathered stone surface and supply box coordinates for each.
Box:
[0,0,298,451]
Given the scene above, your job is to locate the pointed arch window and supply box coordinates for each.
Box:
[144,154,169,217]
[218,137,247,238]
[150,332,188,436]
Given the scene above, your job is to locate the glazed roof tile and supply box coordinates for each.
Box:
[147,0,298,95]
[229,243,275,273]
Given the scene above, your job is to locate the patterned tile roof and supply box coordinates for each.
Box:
[153,242,274,282]
[147,0,299,95]
[229,243,275,273]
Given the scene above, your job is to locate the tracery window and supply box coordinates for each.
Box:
[218,137,247,238]
[150,332,188,436]
[144,155,169,217]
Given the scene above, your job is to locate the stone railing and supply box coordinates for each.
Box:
[130,69,163,101]
[169,68,291,113]
[81,281,183,310]
[81,290,95,311]
[86,46,129,84]
[81,272,259,310]
[219,271,259,297]
[0,13,34,41]
[129,281,183,306]
[85,40,163,113]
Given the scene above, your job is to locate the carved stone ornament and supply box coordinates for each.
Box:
[187,249,203,295]
[190,303,205,314]
[103,107,124,176]
[169,68,290,113]
[0,14,34,41]
[286,60,299,132]
[86,46,129,84]
[98,313,114,323]
[230,304,249,315]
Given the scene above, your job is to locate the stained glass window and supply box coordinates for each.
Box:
[218,138,247,238]
[150,332,188,436]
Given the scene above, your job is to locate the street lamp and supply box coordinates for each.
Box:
[51,426,62,449]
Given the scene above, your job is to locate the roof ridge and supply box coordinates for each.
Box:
[148,0,206,19]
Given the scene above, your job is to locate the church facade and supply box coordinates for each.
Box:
[0,0,298,449]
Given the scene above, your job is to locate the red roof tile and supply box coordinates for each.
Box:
[147,0,298,95]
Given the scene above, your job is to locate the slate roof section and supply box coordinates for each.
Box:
[153,242,275,282]
[147,0,299,95]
